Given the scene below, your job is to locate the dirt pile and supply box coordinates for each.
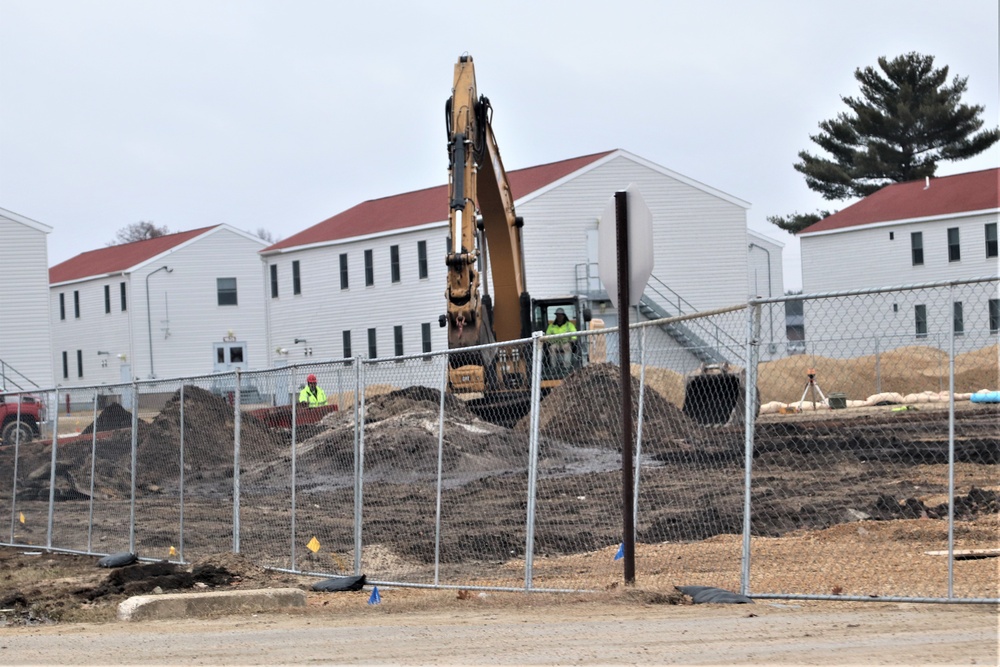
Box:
[80,402,134,434]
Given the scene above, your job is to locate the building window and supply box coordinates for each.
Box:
[947,227,961,262]
[989,299,999,334]
[292,260,301,295]
[76,349,83,378]
[342,330,352,358]
[417,240,428,279]
[910,232,923,265]
[390,245,401,283]
[59,293,65,320]
[120,282,127,311]
[61,351,68,379]
[986,223,998,258]
[217,277,238,306]
[889,232,894,240]
[270,264,279,298]
[104,285,111,314]
[953,301,964,336]
[339,253,349,289]
[394,325,404,356]
[421,322,432,353]
[364,250,374,286]
[914,304,928,339]
[367,328,377,358]
[74,290,80,318]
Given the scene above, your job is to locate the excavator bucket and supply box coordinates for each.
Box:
[682,363,756,426]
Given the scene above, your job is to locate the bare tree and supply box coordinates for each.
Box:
[252,227,278,243]
[108,221,171,245]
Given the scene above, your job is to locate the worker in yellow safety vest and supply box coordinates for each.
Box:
[545,308,578,370]
[298,374,328,408]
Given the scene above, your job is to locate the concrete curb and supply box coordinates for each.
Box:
[117,588,307,621]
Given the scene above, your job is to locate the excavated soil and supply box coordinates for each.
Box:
[1,350,997,619]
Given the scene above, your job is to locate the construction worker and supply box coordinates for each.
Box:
[298,374,328,408]
[545,307,578,371]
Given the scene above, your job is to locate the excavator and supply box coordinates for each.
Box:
[441,54,593,423]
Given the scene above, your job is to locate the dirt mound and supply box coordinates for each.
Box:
[362,385,477,423]
[516,363,700,450]
[81,402,134,434]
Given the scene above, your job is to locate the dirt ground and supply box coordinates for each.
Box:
[0,546,997,666]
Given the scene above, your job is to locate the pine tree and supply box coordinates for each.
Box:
[770,53,999,233]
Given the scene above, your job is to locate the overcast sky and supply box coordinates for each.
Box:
[2,0,997,291]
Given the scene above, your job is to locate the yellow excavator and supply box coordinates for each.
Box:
[441,54,592,422]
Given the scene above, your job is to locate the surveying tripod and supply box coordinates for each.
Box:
[799,368,827,411]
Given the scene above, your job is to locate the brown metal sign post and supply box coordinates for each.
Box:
[615,190,635,585]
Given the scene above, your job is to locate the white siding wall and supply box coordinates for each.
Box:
[801,212,998,292]
[50,227,269,384]
[0,213,53,389]
[800,212,999,357]
[519,154,750,310]
[265,226,449,367]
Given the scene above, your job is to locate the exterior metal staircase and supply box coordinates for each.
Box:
[0,359,41,393]
[575,264,744,366]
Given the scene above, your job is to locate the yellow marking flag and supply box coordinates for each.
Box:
[306,536,321,553]
[169,546,177,556]
[19,512,25,524]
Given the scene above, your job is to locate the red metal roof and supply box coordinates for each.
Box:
[800,168,1000,235]
[264,150,615,252]
[49,226,217,284]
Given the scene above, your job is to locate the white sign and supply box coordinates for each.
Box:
[597,184,654,308]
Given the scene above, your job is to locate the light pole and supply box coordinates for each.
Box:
[145,266,172,378]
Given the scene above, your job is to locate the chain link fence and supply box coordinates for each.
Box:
[1,277,996,602]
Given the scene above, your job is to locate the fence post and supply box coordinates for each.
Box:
[433,355,448,585]
[947,285,957,598]
[46,388,61,550]
[740,301,761,596]
[524,332,544,590]
[632,323,648,542]
[8,392,23,543]
[179,383,185,563]
[87,389,99,553]
[353,357,364,575]
[129,382,138,554]
[233,369,241,554]
[290,366,298,571]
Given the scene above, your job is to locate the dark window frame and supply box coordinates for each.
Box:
[989,299,999,334]
[986,222,998,258]
[417,240,428,279]
[364,250,374,286]
[910,232,924,266]
[339,253,349,290]
[217,277,238,306]
[947,227,961,262]
[76,349,83,378]
[120,282,127,311]
[421,322,432,353]
[292,260,301,295]
[953,301,964,336]
[342,330,352,358]
[390,245,401,283]
[73,290,80,319]
[914,304,928,339]
[269,264,279,299]
[367,327,377,358]
[104,285,111,314]
[61,351,68,379]
[394,325,404,357]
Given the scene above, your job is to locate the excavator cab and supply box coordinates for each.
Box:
[533,297,592,381]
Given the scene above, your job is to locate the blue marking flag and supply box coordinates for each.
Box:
[368,586,381,605]
[614,543,624,561]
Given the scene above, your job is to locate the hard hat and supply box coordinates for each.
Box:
[307,374,317,383]
[555,308,566,315]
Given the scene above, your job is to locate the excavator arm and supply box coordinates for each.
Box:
[445,55,529,351]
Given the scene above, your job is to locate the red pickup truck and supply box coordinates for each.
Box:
[0,393,44,446]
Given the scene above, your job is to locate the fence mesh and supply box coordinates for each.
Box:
[1,278,996,601]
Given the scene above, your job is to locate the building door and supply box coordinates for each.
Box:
[213,342,247,373]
